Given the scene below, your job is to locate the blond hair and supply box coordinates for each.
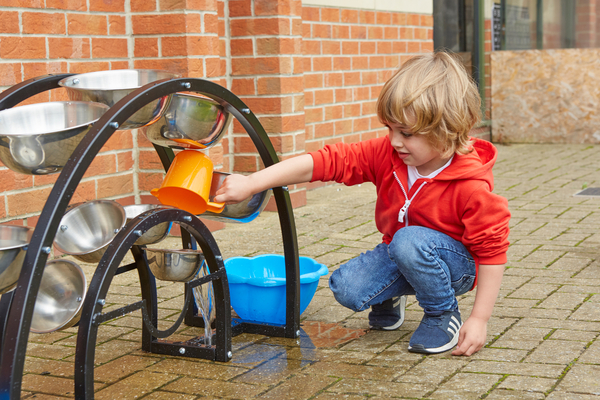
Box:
[376,51,481,157]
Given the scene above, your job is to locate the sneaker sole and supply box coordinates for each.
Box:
[407,318,462,354]
[370,295,407,331]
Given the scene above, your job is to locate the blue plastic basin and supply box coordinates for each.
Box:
[224,254,328,325]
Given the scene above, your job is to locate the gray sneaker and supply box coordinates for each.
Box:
[368,295,407,330]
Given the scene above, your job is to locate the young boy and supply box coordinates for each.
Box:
[214,51,510,356]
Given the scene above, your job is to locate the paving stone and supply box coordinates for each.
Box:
[486,388,545,399]
[555,364,600,395]
[525,339,587,364]
[498,375,557,392]
[428,372,503,400]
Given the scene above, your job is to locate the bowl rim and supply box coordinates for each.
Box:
[30,258,87,334]
[53,200,126,257]
[0,225,33,251]
[144,248,204,256]
[0,101,110,137]
[225,254,328,287]
[57,69,180,91]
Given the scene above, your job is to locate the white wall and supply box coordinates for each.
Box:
[301,0,433,14]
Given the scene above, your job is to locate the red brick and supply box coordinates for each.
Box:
[312,56,332,71]
[312,23,331,38]
[332,25,350,39]
[0,11,19,33]
[360,41,376,54]
[138,172,164,192]
[325,72,343,86]
[230,17,290,36]
[384,27,399,40]
[369,55,385,69]
[0,37,46,59]
[204,13,219,34]
[0,63,21,86]
[393,41,407,53]
[256,37,301,55]
[97,174,134,198]
[109,15,126,35]
[324,104,343,121]
[322,40,340,55]
[231,78,255,95]
[254,0,297,16]
[48,38,89,59]
[0,169,33,192]
[392,12,408,26]
[45,0,85,9]
[132,14,187,35]
[230,38,253,56]
[229,0,252,17]
[360,10,375,24]
[368,26,383,40]
[133,58,189,76]
[333,56,351,71]
[320,8,339,22]
[257,76,303,95]
[23,12,66,34]
[302,7,319,21]
[231,56,291,75]
[134,38,159,58]
[131,0,156,11]
[305,108,323,124]
[92,38,128,58]
[342,41,359,55]
[304,73,323,89]
[313,89,334,105]
[0,0,43,7]
[117,152,134,172]
[205,57,221,77]
[7,187,52,217]
[68,14,107,35]
[233,155,258,172]
[407,41,421,53]
[260,114,304,134]
[100,130,133,152]
[89,0,125,12]
[82,154,116,179]
[334,88,352,102]
[351,26,367,40]
[352,56,368,70]
[378,41,392,54]
[314,121,333,138]
[240,96,285,114]
[233,136,256,153]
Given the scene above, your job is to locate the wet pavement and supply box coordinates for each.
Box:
[13,143,600,398]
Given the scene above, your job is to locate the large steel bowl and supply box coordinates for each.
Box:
[202,171,272,223]
[145,248,205,282]
[140,93,232,150]
[124,204,172,246]
[0,225,33,294]
[30,259,87,333]
[58,69,178,129]
[0,101,109,175]
[54,200,126,264]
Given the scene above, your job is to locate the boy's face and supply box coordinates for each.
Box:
[387,123,451,176]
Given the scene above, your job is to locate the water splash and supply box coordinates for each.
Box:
[192,259,216,346]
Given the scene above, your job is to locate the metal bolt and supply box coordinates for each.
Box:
[114,228,120,234]
[134,230,143,237]
[72,78,80,84]
[241,108,250,114]
[183,215,192,222]
[109,122,119,129]
[215,255,223,260]
[296,330,301,337]
[179,347,186,355]
[97,299,105,306]
[227,351,233,359]
[77,297,82,302]
[41,247,51,254]
[60,225,68,231]
[282,186,289,191]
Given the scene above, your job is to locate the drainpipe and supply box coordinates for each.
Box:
[472,0,487,121]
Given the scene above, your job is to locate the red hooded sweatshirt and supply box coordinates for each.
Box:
[309,136,510,284]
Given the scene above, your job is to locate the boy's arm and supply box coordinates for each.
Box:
[452,263,504,356]
[214,154,314,204]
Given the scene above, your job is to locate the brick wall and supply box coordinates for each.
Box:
[0,0,432,229]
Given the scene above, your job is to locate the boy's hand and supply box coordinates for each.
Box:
[213,174,254,204]
[452,316,487,356]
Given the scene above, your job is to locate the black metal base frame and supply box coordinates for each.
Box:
[0,74,301,400]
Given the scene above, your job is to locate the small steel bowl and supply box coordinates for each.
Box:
[58,69,178,129]
[145,248,205,282]
[202,171,272,223]
[141,93,232,150]
[54,200,126,264]
[0,101,109,175]
[30,259,87,334]
[0,225,33,294]
[124,204,172,246]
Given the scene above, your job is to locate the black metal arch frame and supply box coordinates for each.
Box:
[0,74,300,399]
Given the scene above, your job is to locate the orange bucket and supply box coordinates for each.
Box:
[151,150,225,214]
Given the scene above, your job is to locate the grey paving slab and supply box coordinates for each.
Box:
[9,143,600,399]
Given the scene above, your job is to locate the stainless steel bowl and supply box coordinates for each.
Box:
[124,204,172,246]
[58,69,178,129]
[202,171,272,223]
[0,225,33,294]
[0,101,109,175]
[54,200,126,264]
[141,93,232,150]
[30,259,86,334]
[145,248,205,282]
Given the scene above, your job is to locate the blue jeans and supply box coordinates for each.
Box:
[329,226,476,316]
